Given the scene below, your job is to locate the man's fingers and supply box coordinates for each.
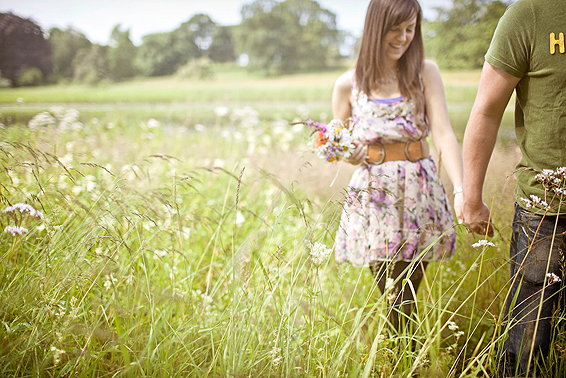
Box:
[465,220,494,237]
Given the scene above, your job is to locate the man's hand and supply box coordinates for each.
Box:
[463,199,494,236]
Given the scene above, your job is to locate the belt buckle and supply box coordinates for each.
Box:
[372,141,386,165]
[404,140,420,162]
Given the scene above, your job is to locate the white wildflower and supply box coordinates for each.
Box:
[153,249,168,259]
[535,169,555,184]
[50,346,65,365]
[546,273,561,284]
[213,159,225,168]
[59,153,73,166]
[472,239,495,248]
[84,175,97,192]
[16,97,24,104]
[71,186,83,195]
[235,211,246,226]
[447,321,459,331]
[4,225,28,236]
[181,227,191,240]
[103,274,117,290]
[28,112,56,129]
[535,167,566,191]
[384,277,395,293]
[59,109,83,130]
[214,106,229,117]
[521,197,533,209]
[169,265,178,279]
[307,241,332,267]
[262,135,272,146]
[202,293,213,305]
[529,195,549,209]
[194,124,205,132]
[147,118,160,128]
[48,106,65,119]
[270,347,282,367]
[4,203,44,219]
[231,106,259,127]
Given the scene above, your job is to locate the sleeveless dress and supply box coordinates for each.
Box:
[334,73,456,266]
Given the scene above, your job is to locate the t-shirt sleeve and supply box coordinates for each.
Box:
[485,0,534,78]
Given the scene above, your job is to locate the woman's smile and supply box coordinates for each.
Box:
[382,16,417,63]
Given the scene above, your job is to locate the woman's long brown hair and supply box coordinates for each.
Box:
[355,0,425,114]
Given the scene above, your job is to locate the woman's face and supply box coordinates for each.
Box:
[382,15,417,65]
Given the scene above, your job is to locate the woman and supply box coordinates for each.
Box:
[332,0,463,330]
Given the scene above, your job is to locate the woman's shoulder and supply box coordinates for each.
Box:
[334,70,354,90]
[421,60,442,81]
[333,70,355,96]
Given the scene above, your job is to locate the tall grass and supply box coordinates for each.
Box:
[0,69,563,377]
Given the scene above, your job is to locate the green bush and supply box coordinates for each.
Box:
[17,67,44,86]
[176,57,214,80]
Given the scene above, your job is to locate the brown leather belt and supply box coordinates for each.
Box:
[367,139,430,164]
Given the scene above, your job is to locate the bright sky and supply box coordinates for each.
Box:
[0,0,452,45]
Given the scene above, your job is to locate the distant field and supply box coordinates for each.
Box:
[0,65,514,139]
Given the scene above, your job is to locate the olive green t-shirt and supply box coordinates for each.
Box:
[485,0,566,215]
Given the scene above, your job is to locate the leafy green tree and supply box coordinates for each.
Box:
[209,26,235,63]
[48,27,91,80]
[236,0,340,75]
[108,24,137,81]
[136,14,234,77]
[136,32,183,76]
[72,44,110,85]
[174,14,235,62]
[0,13,51,86]
[176,14,214,57]
[425,0,509,69]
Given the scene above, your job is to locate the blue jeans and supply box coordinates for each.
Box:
[498,204,566,377]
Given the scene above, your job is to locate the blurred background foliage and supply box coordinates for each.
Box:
[0,0,511,87]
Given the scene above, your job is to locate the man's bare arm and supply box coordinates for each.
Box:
[462,62,521,235]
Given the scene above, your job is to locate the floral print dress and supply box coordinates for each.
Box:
[334,73,456,266]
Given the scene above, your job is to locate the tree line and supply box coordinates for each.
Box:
[0,0,510,87]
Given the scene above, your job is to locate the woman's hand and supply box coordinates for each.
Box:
[453,192,464,224]
[346,140,367,165]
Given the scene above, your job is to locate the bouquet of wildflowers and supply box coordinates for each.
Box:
[294,118,355,162]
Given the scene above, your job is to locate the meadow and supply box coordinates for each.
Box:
[0,65,562,377]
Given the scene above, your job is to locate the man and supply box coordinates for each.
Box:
[462,0,566,376]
